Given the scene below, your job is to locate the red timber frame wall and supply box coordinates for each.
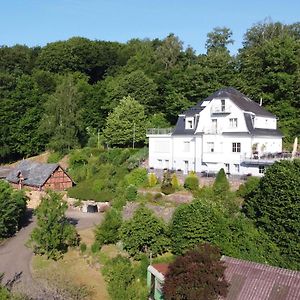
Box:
[11,167,73,191]
[42,167,73,191]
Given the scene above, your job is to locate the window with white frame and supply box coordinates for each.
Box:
[221,99,226,112]
[183,141,190,152]
[229,118,238,128]
[207,142,215,152]
[232,142,241,153]
[186,118,194,129]
[259,165,265,174]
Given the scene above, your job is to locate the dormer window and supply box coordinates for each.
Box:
[185,118,194,129]
[221,99,226,112]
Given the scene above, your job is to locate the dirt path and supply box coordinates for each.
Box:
[0,209,104,292]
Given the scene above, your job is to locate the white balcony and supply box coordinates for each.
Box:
[211,105,231,114]
[147,128,173,135]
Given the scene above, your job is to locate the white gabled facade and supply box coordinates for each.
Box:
[147,88,283,177]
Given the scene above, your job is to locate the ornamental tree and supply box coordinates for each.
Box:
[30,191,79,260]
[243,159,300,269]
[163,243,228,300]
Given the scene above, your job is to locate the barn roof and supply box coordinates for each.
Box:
[6,160,59,187]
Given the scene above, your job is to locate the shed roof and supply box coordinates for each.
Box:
[222,256,300,300]
[150,257,300,300]
[6,160,60,187]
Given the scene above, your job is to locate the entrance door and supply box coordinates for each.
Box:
[184,160,189,174]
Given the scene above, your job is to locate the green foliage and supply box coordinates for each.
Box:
[147,172,158,187]
[0,180,27,238]
[213,168,229,194]
[102,255,147,300]
[243,159,300,269]
[29,191,79,260]
[120,206,169,258]
[125,168,147,187]
[169,197,284,267]
[95,209,122,247]
[39,74,85,153]
[47,151,64,163]
[80,243,87,253]
[103,96,147,147]
[236,176,260,198]
[161,171,175,195]
[125,184,137,201]
[171,173,180,190]
[183,173,199,191]
[163,243,228,300]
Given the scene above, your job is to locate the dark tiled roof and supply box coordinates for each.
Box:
[0,167,12,179]
[6,160,59,187]
[210,87,275,117]
[244,113,283,136]
[173,87,276,136]
[222,256,300,300]
[173,115,199,135]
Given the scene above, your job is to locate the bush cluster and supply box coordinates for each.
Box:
[120,206,169,258]
[0,180,28,238]
[183,173,199,191]
[148,173,158,187]
[102,255,148,300]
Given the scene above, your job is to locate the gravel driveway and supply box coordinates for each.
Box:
[0,208,104,291]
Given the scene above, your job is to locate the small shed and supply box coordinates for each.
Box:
[147,257,300,300]
[6,160,74,191]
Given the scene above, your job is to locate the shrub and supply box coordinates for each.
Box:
[153,193,163,201]
[163,243,228,300]
[91,242,100,253]
[148,173,158,187]
[102,255,148,300]
[0,181,28,238]
[125,168,147,187]
[47,151,64,163]
[95,209,122,247]
[171,173,180,189]
[120,206,169,258]
[183,173,199,191]
[29,191,80,260]
[213,168,229,194]
[243,159,300,269]
[161,171,175,195]
[236,176,260,198]
[125,185,137,201]
[80,243,87,253]
[169,200,226,255]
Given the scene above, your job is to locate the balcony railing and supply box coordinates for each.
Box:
[241,152,299,165]
[147,128,173,135]
[211,105,231,114]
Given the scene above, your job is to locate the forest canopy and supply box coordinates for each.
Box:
[1,21,299,162]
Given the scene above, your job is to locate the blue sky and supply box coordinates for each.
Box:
[1,0,299,54]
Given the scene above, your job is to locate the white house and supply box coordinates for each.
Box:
[147,87,283,177]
